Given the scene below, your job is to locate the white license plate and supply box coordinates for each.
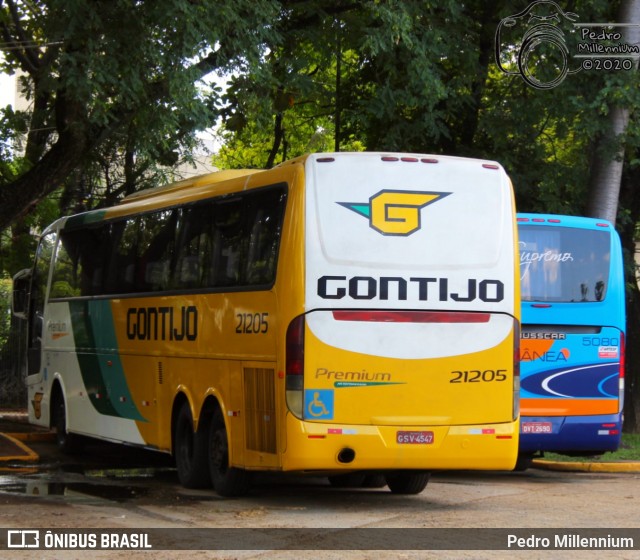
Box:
[522,422,553,434]
[396,431,434,444]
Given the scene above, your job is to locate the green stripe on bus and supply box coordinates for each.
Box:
[65,210,107,229]
[69,300,146,422]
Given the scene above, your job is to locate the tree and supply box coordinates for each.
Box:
[586,0,640,223]
[581,0,640,432]
[0,0,280,231]
[214,1,480,166]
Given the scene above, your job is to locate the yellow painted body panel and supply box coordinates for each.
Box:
[282,413,518,471]
[105,162,306,467]
[301,322,517,426]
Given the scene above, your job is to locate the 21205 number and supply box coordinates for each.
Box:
[235,312,269,334]
[450,369,507,383]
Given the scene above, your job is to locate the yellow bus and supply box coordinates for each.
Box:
[12,152,520,495]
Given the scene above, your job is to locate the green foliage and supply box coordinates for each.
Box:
[0,0,282,233]
[0,276,11,348]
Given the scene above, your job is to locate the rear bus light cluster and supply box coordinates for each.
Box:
[285,315,305,418]
[317,155,501,170]
[619,332,625,412]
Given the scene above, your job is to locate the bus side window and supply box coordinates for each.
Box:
[174,204,213,289]
[54,226,109,297]
[137,209,176,292]
[244,190,285,285]
[28,232,56,375]
[212,198,244,287]
[105,219,138,294]
[51,232,80,299]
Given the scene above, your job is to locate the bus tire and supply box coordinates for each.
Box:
[53,392,82,454]
[385,471,430,494]
[175,402,211,489]
[361,473,387,488]
[208,409,249,497]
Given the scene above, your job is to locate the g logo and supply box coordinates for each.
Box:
[338,190,450,236]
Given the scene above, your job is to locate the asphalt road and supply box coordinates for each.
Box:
[0,436,638,559]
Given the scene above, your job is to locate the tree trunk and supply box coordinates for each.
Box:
[0,126,89,231]
[585,0,640,223]
[584,0,640,433]
[619,157,640,433]
[585,106,631,222]
[265,111,284,169]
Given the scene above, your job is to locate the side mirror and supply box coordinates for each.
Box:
[12,268,31,319]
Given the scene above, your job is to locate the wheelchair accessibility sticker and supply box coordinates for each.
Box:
[305,389,334,420]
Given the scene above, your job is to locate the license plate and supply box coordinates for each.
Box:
[522,422,553,434]
[396,431,434,444]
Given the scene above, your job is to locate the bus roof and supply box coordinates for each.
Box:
[52,153,507,233]
[121,169,261,203]
[517,213,615,231]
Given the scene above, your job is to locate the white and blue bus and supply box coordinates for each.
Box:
[517,213,625,468]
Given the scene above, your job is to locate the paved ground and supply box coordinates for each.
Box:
[1,409,640,473]
[0,410,53,462]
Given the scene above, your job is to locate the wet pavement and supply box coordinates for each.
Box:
[0,409,182,506]
[1,408,639,508]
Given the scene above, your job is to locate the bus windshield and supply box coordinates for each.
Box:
[519,225,611,303]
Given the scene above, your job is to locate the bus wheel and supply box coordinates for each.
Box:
[328,472,366,488]
[208,409,249,497]
[385,471,430,494]
[361,473,387,488]
[53,393,82,454]
[175,402,211,489]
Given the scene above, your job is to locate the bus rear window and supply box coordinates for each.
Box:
[519,226,611,303]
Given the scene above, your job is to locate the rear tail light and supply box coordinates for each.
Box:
[286,315,305,418]
[332,310,490,323]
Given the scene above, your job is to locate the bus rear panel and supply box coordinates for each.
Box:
[284,153,520,471]
[518,214,625,457]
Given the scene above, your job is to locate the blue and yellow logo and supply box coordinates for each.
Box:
[338,189,450,236]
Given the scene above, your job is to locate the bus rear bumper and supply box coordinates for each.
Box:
[281,414,518,472]
[518,414,622,454]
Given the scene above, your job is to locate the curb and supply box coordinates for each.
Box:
[532,459,640,473]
